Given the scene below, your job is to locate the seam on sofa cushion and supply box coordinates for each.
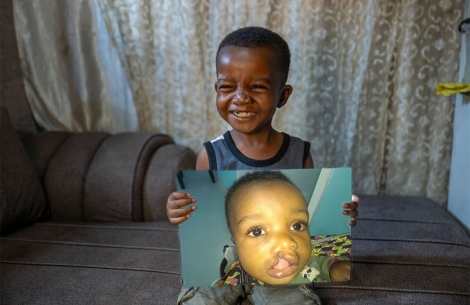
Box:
[46,133,111,221]
[313,285,470,296]
[132,134,174,221]
[0,238,180,252]
[358,217,465,225]
[0,261,181,275]
[351,259,470,269]
[79,134,111,220]
[354,237,470,248]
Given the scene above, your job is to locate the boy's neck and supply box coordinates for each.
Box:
[229,128,284,160]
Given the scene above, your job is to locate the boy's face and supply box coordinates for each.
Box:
[215,46,293,134]
[230,181,311,285]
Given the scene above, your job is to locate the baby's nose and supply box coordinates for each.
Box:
[273,232,298,251]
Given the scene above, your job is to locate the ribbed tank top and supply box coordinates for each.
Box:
[203,131,311,170]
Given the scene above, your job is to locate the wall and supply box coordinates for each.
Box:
[448,1,470,230]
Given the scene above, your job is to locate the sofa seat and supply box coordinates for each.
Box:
[315,195,470,304]
[2,195,469,304]
[1,221,182,304]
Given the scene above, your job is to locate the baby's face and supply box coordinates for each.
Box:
[230,181,311,285]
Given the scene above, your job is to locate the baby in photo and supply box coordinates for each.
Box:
[215,171,350,286]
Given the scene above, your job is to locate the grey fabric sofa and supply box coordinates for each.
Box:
[0,106,195,304]
[1,106,469,305]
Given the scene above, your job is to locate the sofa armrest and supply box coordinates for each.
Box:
[21,131,196,222]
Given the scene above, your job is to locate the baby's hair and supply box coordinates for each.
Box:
[216,27,291,85]
[225,171,299,234]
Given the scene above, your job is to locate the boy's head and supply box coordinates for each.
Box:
[215,27,293,135]
[225,171,311,285]
[216,27,291,85]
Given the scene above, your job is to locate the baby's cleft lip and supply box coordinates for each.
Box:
[267,259,298,278]
[267,253,299,279]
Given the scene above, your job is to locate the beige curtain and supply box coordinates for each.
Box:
[14,0,465,206]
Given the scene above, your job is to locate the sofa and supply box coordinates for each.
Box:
[1,105,469,305]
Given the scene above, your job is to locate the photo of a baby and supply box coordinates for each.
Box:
[177,168,352,287]
[214,171,350,286]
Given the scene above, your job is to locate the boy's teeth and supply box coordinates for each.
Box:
[234,112,255,117]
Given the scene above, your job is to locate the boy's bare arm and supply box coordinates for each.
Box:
[166,147,209,225]
[195,146,210,170]
[303,153,314,169]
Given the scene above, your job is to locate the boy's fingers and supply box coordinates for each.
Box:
[170,198,196,209]
[172,207,195,218]
[169,192,192,201]
[349,218,357,226]
[170,215,190,225]
[343,201,358,209]
[352,194,359,203]
[343,209,358,218]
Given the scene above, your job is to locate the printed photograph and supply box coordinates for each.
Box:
[177,168,352,287]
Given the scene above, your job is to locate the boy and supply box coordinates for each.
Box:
[215,171,350,287]
[167,26,358,304]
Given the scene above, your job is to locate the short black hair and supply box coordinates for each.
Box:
[225,171,300,235]
[216,27,291,85]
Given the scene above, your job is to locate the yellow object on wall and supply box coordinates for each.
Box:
[436,83,470,96]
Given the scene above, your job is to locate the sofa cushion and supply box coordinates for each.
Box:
[315,195,470,304]
[143,144,198,221]
[45,132,110,221]
[0,221,181,304]
[83,133,175,222]
[0,107,48,235]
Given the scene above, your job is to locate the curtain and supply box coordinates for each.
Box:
[14,0,465,207]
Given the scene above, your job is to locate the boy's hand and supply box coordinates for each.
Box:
[329,260,351,281]
[343,194,359,226]
[166,192,196,225]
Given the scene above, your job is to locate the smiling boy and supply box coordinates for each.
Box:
[168,26,358,305]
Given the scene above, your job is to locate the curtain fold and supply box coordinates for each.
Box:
[13,0,137,133]
[14,0,465,207]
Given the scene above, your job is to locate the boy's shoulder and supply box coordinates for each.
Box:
[203,131,310,170]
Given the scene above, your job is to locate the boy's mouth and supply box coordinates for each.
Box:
[232,111,256,118]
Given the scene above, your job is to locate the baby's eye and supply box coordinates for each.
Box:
[247,227,265,237]
[290,222,308,231]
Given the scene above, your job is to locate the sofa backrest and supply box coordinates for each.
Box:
[19,130,196,222]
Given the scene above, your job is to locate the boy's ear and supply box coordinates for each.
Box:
[277,85,293,108]
[231,236,235,244]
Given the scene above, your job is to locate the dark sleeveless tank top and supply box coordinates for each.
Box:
[203,131,311,170]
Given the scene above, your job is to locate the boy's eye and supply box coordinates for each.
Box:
[247,227,265,237]
[290,222,308,231]
[252,85,267,90]
[218,85,235,91]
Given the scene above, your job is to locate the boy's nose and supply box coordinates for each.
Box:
[232,90,250,105]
